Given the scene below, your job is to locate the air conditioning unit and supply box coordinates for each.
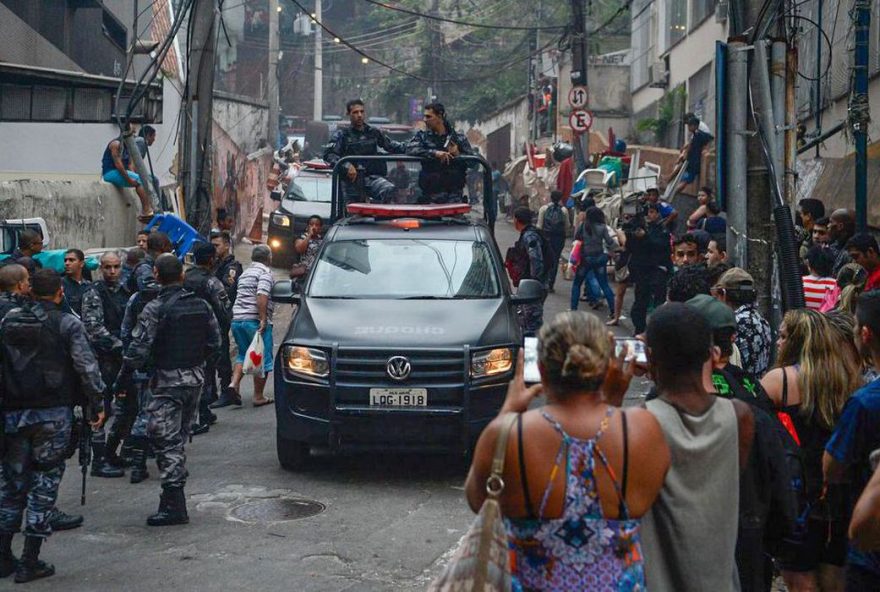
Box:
[716,1,729,23]
[648,62,668,88]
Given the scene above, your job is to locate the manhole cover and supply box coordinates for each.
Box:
[230,498,325,523]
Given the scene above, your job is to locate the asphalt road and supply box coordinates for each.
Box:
[34,214,649,591]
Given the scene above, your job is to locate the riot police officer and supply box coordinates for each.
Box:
[81,251,130,478]
[210,230,242,408]
[406,102,475,203]
[0,269,105,583]
[184,242,231,434]
[128,231,172,294]
[121,254,221,526]
[323,99,406,204]
[0,263,30,319]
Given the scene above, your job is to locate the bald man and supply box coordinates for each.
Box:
[829,208,856,275]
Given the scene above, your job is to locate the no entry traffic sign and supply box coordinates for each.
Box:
[569,109,593,133]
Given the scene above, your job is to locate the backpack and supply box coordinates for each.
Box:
[543,204,566,236]
[713,366,798,550]
[534,228,556,284]
[771,369,813,557]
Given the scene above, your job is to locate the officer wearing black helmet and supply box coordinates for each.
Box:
[120,254,221,526]
[323,99,406,205]
[184,242,231,435]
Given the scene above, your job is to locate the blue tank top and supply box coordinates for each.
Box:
[101,140,129,175]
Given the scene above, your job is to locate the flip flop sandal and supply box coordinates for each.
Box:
[253,399,273,408]
[137,212,156,223]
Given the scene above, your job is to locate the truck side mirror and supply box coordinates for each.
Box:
[270,190,283,201]
[271,279,300,304]
[510,279,545,305]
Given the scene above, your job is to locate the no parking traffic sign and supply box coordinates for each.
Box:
[569,109,593,134]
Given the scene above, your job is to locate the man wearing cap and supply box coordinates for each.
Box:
[687,293,793,592]
[712,268,772,378]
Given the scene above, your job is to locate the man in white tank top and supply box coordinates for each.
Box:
[639,303,755,591]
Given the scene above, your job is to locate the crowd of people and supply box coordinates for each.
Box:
[483,188,880,590]
[0,227,278,583]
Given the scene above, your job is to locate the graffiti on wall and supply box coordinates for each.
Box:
[211,122,272,241]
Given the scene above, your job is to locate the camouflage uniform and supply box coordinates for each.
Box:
[184,266,232,424]
[0,301,104,538]
[406,127,475,203]
[323,123,406,204]
[214,255,242,393]
[81,280,130,473]
[515,226,547,337]
[122,285,221,488]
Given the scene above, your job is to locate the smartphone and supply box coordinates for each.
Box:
[615,337,647,364]
[523,337,541,384]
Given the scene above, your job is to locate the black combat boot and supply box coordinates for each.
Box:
[14,537,54,583]
[0,533,16,578]
[129,438,149,484]
[104,433,125,468]
[120,437,135,467]
[47,508,83,531]
[90,441,125,478]
[147,485,189,527]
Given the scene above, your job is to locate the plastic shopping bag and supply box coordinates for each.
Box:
[242,330,265,376]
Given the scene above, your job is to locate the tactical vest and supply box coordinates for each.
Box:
[0,303,78,410]
[153,288,212,370]
[91,281,129,337]
[126,259,153,294]
[185,267,227,326]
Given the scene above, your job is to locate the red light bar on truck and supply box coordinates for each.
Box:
[346,203,471,218]
[302,160,331,170]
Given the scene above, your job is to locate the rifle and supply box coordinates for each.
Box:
[78,402,91,505]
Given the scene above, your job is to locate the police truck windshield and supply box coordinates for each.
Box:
[309,239,500,299]
[284,176,332,204]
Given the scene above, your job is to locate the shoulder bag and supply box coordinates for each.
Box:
[428,413,518,592]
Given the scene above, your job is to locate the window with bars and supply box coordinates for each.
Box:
[0,82,160,123]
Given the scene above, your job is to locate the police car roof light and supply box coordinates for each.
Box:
[346,203,471,219]
[302,160,331,170]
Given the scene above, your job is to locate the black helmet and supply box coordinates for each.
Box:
[552,142,573,162]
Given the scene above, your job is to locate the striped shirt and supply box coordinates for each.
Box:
[232,262,275,322]
[802,274,837,310]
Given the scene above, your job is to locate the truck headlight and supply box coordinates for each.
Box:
[470,348,513,378]
[272,213,291,227]
[284,346,329,379]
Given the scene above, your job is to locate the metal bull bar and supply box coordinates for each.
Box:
[330,155,493,223]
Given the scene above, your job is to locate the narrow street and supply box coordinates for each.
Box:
[42,215,645,592]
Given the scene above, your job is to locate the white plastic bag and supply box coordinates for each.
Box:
[242,330,265,376]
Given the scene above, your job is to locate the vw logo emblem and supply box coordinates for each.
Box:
[386,356,411,381]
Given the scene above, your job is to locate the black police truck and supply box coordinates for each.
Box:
[270,156,542,469]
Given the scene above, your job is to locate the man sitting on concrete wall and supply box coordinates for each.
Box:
[100,133,154,223]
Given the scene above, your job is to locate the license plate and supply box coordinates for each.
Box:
[369,388,428,407]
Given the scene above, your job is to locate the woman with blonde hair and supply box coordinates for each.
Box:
[465,312,669,591]
[761,309,861,592]
[837,262,868,315]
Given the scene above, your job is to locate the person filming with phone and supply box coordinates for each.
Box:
[464,311,670,590]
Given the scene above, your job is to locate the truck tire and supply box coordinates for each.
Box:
[277,434,310,471]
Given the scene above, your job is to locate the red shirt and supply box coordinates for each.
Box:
[557,157,574,199]
[867,266,880,291]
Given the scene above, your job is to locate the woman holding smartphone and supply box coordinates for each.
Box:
[465,312,669,591]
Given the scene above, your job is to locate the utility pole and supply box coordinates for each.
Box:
[313,0,322,121]
[852,0,871,231]
[179,0,218,236]
[725,40,748,267]
[569,0,588,170]
[268,0,280,149]
[428,0,440,100]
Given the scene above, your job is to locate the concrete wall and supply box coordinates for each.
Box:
[460,97,530,162]
[557,52,633,142]
[213,92,269,154]
[0,179,142,249]
[0,77,183,187]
